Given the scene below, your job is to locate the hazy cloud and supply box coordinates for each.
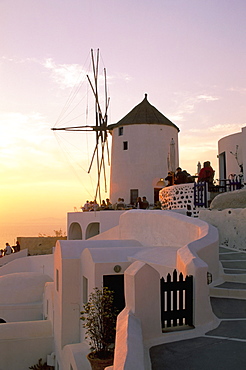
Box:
[197,94,219,102]
[209,123,242,133]
[169,91,220,122]
[43,58,87,89]
[227,87,246,94]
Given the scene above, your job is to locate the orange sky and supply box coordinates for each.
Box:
[1,0,246,238]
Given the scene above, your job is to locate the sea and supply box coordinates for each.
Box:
[0,217,67,249]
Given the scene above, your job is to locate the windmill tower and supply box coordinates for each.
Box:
[108,94,180,205]
[52,52,179,207]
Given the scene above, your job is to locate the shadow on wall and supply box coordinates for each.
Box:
[86,222,100,240]
[68,222,100,240]
[69,222,82,240]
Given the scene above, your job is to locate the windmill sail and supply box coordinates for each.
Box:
[51,49,110,204]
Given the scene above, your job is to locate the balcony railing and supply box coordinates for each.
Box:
[160,178,244,216]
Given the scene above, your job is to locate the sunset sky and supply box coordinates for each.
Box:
[1,0,246,239]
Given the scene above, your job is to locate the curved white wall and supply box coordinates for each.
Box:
[0,321,53,370]
[0,254,54,279]
[199,208,246,251]
[0,272,53,305]
[110,124,179,204]
[218,127,246,180]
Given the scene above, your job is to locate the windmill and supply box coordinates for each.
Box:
[51,49,110,204]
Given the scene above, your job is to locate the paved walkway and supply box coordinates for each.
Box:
[150,246,246,370]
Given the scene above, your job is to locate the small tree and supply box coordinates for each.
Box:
[80,287,118,360]
[29,358,53,370]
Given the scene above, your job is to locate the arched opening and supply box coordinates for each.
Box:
[86,222,100,240]
[0,318,6,323]
[68,222,82,240]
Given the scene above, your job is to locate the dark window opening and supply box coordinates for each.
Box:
[123,141,128,150]
[130,189,138,205]
[56,269,59,291]
[118,127,123,136]
[219,151,226,180]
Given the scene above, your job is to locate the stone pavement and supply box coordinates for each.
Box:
[150,246,246,370]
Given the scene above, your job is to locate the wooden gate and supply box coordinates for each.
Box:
[160,270,193,331]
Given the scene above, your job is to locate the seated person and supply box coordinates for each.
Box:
[100,200,107,209]
[174,167,188,184]
[116,198,125,210]
[165,172,174,186]
[142,196,149,209]
[105,198,112,209]
[4,243,12,255]
[135,197,143,209]
[82,200,90,211]
[198,161,215,188]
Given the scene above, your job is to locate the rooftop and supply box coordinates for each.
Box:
[108,94,180,131]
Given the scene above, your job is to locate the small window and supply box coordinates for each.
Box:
[130,189,138,205]
[83,276,88,304]
[56,269,59,292]
[123,141,128,150]
[118,127,123,136]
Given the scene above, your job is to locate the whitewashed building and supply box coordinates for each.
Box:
[3,97,243,370]
[0,210,220,370]
[218,126,246,182]
[108,94,179,205]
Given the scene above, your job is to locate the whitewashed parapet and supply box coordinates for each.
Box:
[159,183,194,211]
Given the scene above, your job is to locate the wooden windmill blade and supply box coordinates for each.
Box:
[51,125,106,132]
[51,48,110,203]
[95,141,108,200]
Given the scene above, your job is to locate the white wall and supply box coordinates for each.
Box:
[0,321,53,370]
[67,211,125,241]
[218,129,244,178]
[199,208,246,250]
[52,210,220,370]
[119,210,201,248]
[0,272,53,322]
[113,308,145,370]
[0,249,28,267]
[0,254,54,279]
[176,222,219,326]
[110,124,179,204]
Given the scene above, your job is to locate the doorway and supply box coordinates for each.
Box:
[103,274,125,312]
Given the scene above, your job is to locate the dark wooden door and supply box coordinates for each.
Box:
[103,274,125,313]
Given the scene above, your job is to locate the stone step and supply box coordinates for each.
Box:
[210,281,246,299]
[222,272,246,283]
[220,260,246,269]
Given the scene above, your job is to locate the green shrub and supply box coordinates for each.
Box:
[80,287,118,359]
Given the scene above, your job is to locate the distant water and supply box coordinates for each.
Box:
[0,218,67,249]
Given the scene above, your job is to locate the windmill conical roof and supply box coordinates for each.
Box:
[108,94,179,131]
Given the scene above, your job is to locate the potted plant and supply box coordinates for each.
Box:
[80,287,118,370]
